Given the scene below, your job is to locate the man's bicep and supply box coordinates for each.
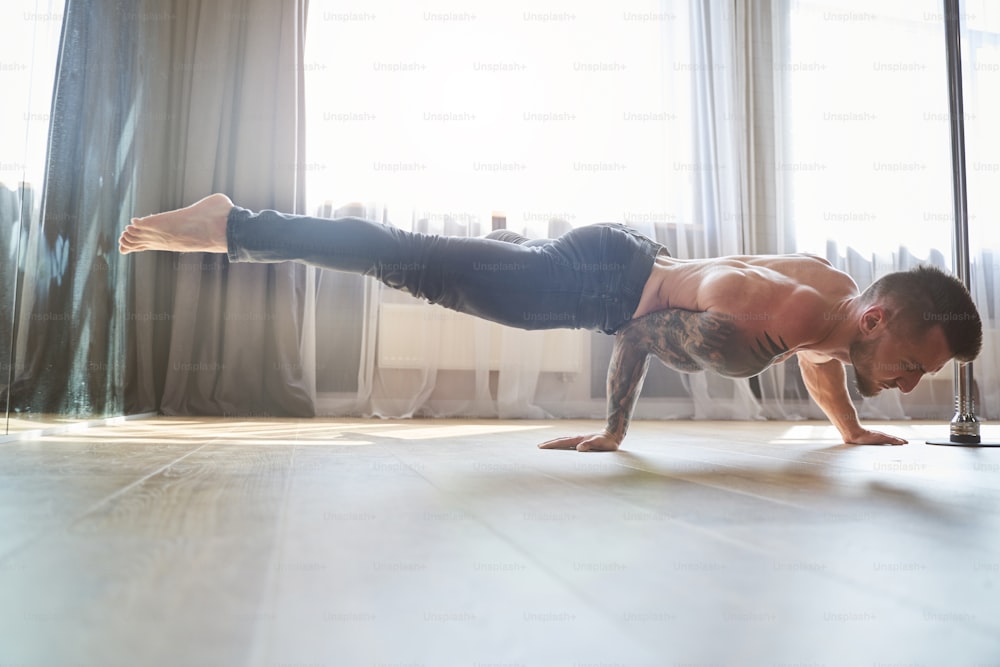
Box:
[796,351,848,397]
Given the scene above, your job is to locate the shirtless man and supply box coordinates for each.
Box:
[119,194,983,451]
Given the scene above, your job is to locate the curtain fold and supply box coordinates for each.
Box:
[127,0,315,418]
[678,0,789,421]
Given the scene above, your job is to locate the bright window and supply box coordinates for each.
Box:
[303,0,693,233]
[0,1,61,194]
[784,0,957,258]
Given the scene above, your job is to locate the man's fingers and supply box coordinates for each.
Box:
[869,430,908,445]
[540,433,621,452]
[538,436,586,450]
[847,430,909,446]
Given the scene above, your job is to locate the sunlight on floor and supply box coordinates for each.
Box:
[365,422,554,441]
[769,423,844,444]
[13,417,558,448]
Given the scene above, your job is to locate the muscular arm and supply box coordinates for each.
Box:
[797,351,906,445]
[604,309,733,442]
[604,325,651,443]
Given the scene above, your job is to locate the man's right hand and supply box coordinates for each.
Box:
[538,432,622,452]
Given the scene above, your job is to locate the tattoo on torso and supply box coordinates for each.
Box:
[628,310,789,378]
[750,331,791,369]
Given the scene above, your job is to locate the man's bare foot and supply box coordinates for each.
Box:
[118,193,234,255]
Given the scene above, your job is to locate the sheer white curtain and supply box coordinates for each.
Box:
[301,0,786,420]
[776,0,1000,419]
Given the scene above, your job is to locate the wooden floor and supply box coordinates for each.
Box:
[1,417,999,666]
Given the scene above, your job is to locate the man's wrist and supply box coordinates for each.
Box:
[838,422,866,442]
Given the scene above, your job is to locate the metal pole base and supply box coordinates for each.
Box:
[926,413,1000,446]
[926,437,1000,446]
[926,435,1000,447]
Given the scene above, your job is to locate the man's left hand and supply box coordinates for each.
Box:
[844,429,907,445]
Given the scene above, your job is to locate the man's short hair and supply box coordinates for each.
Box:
[860,265,982,362]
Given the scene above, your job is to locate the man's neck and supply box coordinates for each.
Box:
[804,296,862,363]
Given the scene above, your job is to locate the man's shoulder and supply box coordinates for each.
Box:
[777,253,859,298]
[787,251,833,266]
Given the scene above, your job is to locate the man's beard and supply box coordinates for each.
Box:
[849,337,881,398]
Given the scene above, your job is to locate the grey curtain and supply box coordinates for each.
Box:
[8,0,135,418]
[127,0,314,417]
[6,0,311,421]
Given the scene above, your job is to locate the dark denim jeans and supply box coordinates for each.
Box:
[226,206,664,334]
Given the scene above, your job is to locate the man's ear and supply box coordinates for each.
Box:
[859,305,886,336]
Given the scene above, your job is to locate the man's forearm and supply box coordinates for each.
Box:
[605,328,651,443]
[603,308,734,443]
[798,357,864,440]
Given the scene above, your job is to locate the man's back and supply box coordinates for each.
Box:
[633,253,860,373]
